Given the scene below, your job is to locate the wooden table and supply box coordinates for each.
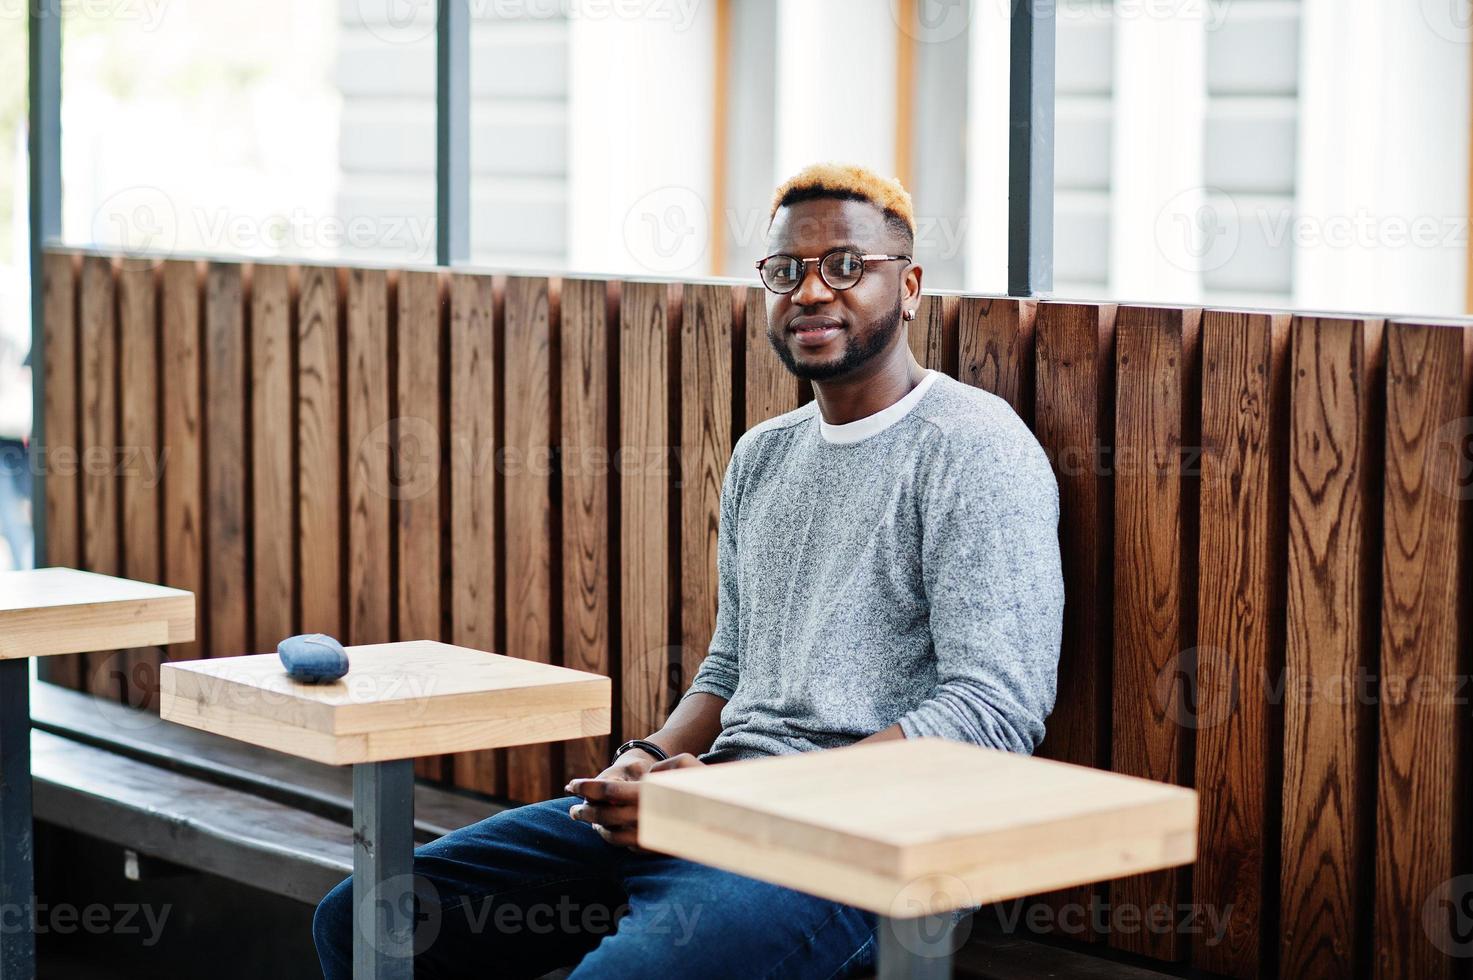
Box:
[0,567,194,979]
[638,738,1198,980]
[159,640,610,980]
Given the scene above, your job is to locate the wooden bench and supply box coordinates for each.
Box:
[30,679,1191,980]
[30,680,502,904]
[37,247,1473,978]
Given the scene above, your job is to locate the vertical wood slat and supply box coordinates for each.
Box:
[559,277,614,786]
[744,289,802,428]
[160,261,205,666]
[1193,310,1291,979]
[448,272,501,796]
[503,275,559,802]
[1280,314,1385,980]
[1030,301,1117,941]
[297,266,342,638]
[205,263,249,662]
[396,270,446,783]
[957,296,1037,422]
[79,256,119,697]
[1033,301,1116,770]
[680,284,737,698]
[1373,320,1470,979]
[251,264,295,651]
[346,268,391,648]
[117,259,163,709]
[909,293,958,375]
[620,282,677,746]
[1109,305,1201,962]
[39,252,80,687]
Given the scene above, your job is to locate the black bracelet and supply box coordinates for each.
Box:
[613,738,669,764]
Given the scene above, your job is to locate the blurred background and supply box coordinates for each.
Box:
[1,0,1470,570]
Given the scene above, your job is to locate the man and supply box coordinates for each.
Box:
[313,162,1064,979]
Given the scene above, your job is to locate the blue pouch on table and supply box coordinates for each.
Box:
[278,633,349,683]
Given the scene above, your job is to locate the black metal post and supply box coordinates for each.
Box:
[877,913,956,980]
[0,659,34,979]
[436,0,470,266]
[352,759,415,980]
[1007,0,1056,297]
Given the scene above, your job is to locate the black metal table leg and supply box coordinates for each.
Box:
[878,913,954,980]
[351,759,415,980]
[0,658,35,979]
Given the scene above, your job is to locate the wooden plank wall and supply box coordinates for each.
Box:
[39,249,1473,979]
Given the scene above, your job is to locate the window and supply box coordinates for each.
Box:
[64,0,436,264]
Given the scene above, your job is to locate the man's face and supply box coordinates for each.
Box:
[762,197,918,382]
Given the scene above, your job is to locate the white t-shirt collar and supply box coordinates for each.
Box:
[817,370,940,445]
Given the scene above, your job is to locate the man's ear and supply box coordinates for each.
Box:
[904,262,923,308]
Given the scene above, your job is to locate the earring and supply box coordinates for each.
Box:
[902,308,916,321]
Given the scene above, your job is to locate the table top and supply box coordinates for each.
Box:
[637,738,1198,916]
[159,641,611,765]
[0,567,195,660]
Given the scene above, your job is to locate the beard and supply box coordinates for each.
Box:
[767,295,903,382]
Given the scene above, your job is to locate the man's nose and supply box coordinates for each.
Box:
[790,261,835,307]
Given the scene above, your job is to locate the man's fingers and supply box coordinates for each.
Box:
[592,824,640,848]
[565,777,641,804]
[572,812,641,848]
[568,802,637,829]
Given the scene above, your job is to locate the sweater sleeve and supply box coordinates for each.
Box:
[894,427,1064,754]
[679,441,743,703]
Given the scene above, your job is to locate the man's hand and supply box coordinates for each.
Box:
[565,753,707,849]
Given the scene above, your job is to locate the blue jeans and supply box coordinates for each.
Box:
[312,796,878,979]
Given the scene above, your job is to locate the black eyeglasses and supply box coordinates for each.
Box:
[755,248,910,294]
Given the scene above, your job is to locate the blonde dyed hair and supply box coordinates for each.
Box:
[769,163,916,237]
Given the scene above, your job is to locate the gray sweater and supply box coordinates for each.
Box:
[682,370,1064,763]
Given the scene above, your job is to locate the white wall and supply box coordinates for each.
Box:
[964,0,1011,294]
[567,5,717,278]
[1109,0,1206,303]
[1295,0,1469,315]
[773,0,897,182]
